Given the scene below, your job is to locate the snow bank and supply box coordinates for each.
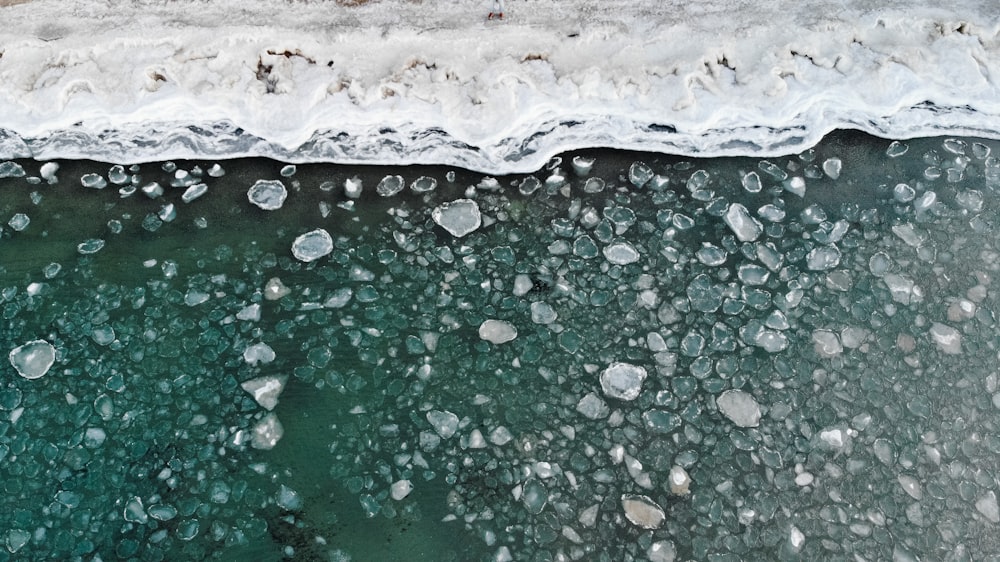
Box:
[0,0,998,172]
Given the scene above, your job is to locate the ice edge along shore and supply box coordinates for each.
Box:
[1,4,998,172]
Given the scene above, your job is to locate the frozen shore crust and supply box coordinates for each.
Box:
[0,0,998,173]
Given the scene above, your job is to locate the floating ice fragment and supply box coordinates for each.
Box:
[344,176,363,198]
[522,479,548,514]
[812,330,843,357]
[39,162,59,184]
[603,241,639,265]
[277,485,303,510]
[716,390,761,427]
[8,213,29,232]
[753,329,788,352]
[583,177,605,193]
[148,504,177,521]
[123,497,147,524]
[518,176,541,195]
[883,274,923,305]
[9,340,56,379]
[243,342,276,365]
[758,160,787,180]
[479,319,517,344]
[628,162,653,188]
[648,541,677,562]
[724,203,762,242]
[264,277,291,300]
[247,179,287,210]
[669,466,691,495]
[291,228,333,262]
[784,176,806,197]
[806,246,841,270]
[0,161,26,178]
[80,173,107,189]
[741,170,762,193]
[530,302,557,324]
[390,480,413,501]
[108,165,128,184]
[426,410,459,438]
[432,199,481,237]
[241,375,288,411]
[410,176,437,193]
[251,412,284,449]
[621,494,665,529]
[976,491,1000,523]
[822,157,842,179]
[576,392,609,419]
[898,474,922,500]
[280,164,296,177]
[571,156,594,176]
[929,322,961,354]
[376,175,404,197]
[886,141,909,157]
[207,163,225,177]
[600,362,647,401]
[181,183,208,203]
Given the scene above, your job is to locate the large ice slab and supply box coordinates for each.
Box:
[0,1,998,173]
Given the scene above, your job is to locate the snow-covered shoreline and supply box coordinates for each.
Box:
[1,0,998,173]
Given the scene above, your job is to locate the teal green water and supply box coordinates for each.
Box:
[0,132,998,561]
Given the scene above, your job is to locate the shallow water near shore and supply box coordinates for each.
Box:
[0,131,999,561]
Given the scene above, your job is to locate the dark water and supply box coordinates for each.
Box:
[0,131,998,561]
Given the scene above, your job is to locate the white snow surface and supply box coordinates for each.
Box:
[1,0,999,173]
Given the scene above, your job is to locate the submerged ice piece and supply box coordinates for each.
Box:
[432,199,481,237]
[9,340,56,379]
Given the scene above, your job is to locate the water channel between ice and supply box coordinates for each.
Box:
[0,131,998,561]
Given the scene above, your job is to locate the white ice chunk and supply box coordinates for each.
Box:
[251,412,284,450]
[479,319,517,344]
[391,480,413,501]
[648,541,677,562]
[806,246,841,270]
[247,179,287,210]
[432,199,481,237]
[603,241,640,265]
[898,474,922,500]
[724,203,762,242]
[40,162,59,184]
[181,182,208,203]
[600,362,647,401]
[822,158,842,179]
[9,340,56,380]
[716,389,761,427]
[291,228,333,262]
[669,466,691,495]
[237,303,261,322]
[277,485,302,510]
[576,392,610,419]
[621,494,665,529]
[426,410,459,438]
[376,175,404,197]
[812,330,843,357]
[976,491,1000,523]
[929,322,961,354]
[243,342,276,365]
[241,374,288,411]
[883,273,923,305]
[264,277,291,300]
[530,302,557,324]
